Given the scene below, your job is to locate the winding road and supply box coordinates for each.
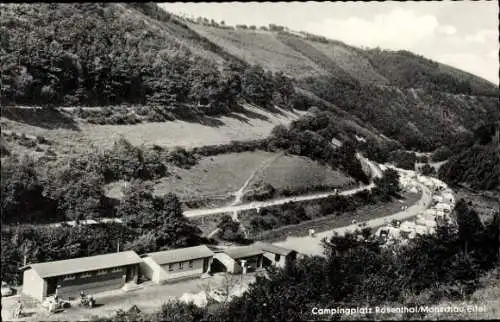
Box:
[273,165,436,256]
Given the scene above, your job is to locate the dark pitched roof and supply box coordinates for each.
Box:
[21,251,142,279]
[143,245,214,265]
[254,242,295,256]
[224,246,263,259]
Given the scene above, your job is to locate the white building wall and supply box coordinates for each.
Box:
[142,257,213,284]
[213,253,240,274]
[22,270,46,301]
[140,257,161,284]
[159,257,211,283]
[263,252,288,268]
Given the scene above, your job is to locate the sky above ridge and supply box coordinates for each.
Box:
[160,1,499,84]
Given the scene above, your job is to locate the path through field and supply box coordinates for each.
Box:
[230,153,282,208]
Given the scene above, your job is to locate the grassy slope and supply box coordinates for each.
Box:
[249,154,354,191]
[0,105,305,157]
[345,267,500,321]
[105,150,352,203]
[188,24,326,78]
[302,38,389,85]
[424,268,499,321]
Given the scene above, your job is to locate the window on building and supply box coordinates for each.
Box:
[188,260,193,268]
[179,262,184,269]
[63,274,76,281]
[80,272,92,278]
[111,268,122,273]
[97,269,108,276]
[275,254,281,262]
[168,264,174,271]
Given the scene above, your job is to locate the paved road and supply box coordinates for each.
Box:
[183,183,375,218]
[273,168,434,256]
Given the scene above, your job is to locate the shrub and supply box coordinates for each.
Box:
[167,147,198,168]
[432,145,452,162]
[36,135,49,145]
[420,163,435,176]
[388,150,417,170]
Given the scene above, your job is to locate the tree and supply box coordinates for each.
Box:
[420,163,435,176]
[1,155,51,224]
[374,168,401,200]
[455,199,484,255]
[43,155,105,221]
[217,215,245,241]
[432,145,452,162]
[117,181,161,229]
[118,182,201,249]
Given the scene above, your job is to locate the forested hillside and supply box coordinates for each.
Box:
[1,2,498,152]
[439,123,500,191]
[0,3,295,120]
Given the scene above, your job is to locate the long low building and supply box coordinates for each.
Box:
[212,246,264,274]
[140,245,214,284]
[21,251,142,301]
[254,242,298,268]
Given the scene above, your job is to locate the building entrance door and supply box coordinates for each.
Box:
[203,258,209,273]
[46,278,58,297]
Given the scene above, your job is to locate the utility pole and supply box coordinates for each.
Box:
[495,122,500,268]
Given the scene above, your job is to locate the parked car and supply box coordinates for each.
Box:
[1,285,14,297]
[1,281,15,297]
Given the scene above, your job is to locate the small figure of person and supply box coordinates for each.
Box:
[14,299,23,319]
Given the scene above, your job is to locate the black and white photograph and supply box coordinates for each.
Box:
[1,1,499,321]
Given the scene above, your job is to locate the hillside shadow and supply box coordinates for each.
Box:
[231,104,271,121]
[226,112,252,125]
[1,107,80,131]
[180,114,226,128]
[171,103,295,128]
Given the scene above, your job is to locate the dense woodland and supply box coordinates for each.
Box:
[439,122,500,191]
[1,3,296,123]
[93,200,499,322]
[1,138,169,224]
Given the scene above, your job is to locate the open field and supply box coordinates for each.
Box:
[155,151,279,200]
[249,154,354,191]
[0,105,305,156]
[244,191,420,243]
[105,151,353,208]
